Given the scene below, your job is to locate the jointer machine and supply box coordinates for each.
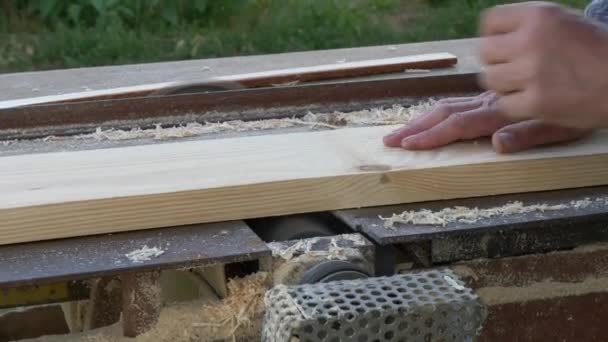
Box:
[1,38,608,342]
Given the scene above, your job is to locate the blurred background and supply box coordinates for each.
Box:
[0,0,587,73]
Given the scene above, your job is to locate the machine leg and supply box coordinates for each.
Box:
[121,271,161,337]
[86,276,122,329]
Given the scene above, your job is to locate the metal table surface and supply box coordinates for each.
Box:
[0,221,269,288]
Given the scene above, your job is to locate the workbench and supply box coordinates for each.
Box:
[1,38,608,342]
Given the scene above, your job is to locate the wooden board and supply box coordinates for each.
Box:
[2,125,608,245]
[215,53,457,87]
[0,53,456,109]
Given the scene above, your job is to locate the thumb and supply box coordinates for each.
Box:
[492,120,590,153]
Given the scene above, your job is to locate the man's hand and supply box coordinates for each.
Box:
[480,2,608,128]
[383,91,588,153]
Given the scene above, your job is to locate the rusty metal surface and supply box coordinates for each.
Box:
[333,186,608,245]
[0,73,479,136]
[0,221,269,288]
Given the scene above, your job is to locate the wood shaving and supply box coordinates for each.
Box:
[0,101,433,144]
[443,275,465,291]
[381,201,574,229]
[269,240,308,260]
[125,245,165,263]
[268,234,366,261]
[184,271,269,341]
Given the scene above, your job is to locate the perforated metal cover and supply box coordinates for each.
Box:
[262,269,485,342]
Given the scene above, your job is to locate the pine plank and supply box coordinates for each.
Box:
[2,125,608,245]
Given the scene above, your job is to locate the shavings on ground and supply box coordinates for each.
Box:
[187,272,269,341]
[125,245,165,263]
[26,272,269,342]
[380,198,608,229]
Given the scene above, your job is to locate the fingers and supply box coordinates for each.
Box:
[481,4,528,36]
[492,120,589,153]
[497,90,537,120]
[383,100,483,147]
[400,107,512,150]
[479,61,527,94]
[479,33,520,65]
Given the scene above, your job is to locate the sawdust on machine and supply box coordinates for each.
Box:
[267,234,367,261]
[24,101,434,143]
[380,197,608,229]
[125,245,165,263]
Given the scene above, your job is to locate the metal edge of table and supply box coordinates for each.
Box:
[0,220,270,288]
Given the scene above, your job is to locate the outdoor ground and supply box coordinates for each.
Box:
[0,0,589,73]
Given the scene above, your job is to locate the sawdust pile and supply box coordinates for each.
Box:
[33,101,433,143]
[380,197,607,229]
[33,272,269,342]
[138,271,269,342]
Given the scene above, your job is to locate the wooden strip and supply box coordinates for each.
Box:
[2,125,608,245]
[215,53,457,87]
[0,53,456,109]
[0,82,176,110]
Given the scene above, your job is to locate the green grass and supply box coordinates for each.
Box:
[0,0,590,73]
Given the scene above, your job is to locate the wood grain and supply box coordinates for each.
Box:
[2,125,608,245]
[0,53,456,109]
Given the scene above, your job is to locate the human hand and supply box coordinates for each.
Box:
[480,2,608,129]
[383,91,588,153]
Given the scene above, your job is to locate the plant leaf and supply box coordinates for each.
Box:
[38,0,58,19]
[161,1,179,26]
[67,4,82,25]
